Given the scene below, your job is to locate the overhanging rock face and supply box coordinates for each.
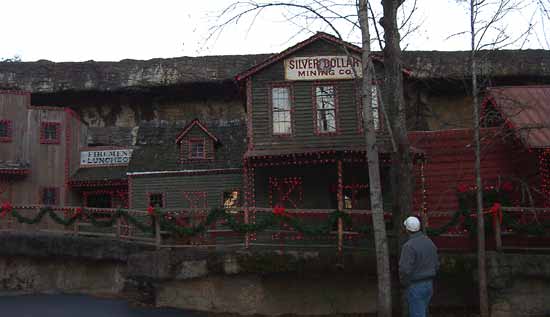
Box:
[402,50,550,80]
[1,50,549,93]
[0,54,272,93]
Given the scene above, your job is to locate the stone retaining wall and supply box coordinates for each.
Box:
[0,233,548,316]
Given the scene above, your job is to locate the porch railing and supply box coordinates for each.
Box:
[1,205,550,252]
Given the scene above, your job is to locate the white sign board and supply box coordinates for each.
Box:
[80,149,133,167]
[285,55,362,81]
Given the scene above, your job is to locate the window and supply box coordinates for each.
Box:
[189,139,205,159]
[41,187,58,205]
[359,85,380,131]
[315,86,337,133]
[343,187,369,209]
[272,86,292,135]
[223,191,240,209]
[40,122,61,144]
[149,193,165,208]
[371,85,380,130]
[0,120,12,142]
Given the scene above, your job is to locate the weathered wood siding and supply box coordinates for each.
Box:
[0,93,29,167]
[24,107,67,205]
[66,110,89,205]
[131,172,242,209]
[250,39,385,153]
[0,92,92,206]
[0,92,68,205]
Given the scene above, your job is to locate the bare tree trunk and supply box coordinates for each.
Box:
[381,0,413,315]
[470,0,489,315]
[358,1,392,316]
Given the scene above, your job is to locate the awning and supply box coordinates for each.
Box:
[69,166,127,187]
[0,161,30,176]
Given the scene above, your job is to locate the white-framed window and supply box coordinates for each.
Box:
[272,86,292,135]
[315,85,336,133]
[189,139,205,159]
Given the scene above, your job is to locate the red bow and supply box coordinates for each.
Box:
[457,184,469,193]
[489,202,503,225]
[501,181,514,192]
[72,207,83,219]
[147,205,155,216]
[0,202,12,218]
[272,206,290,217]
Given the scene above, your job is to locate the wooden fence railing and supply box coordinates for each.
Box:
[1,205,550,252]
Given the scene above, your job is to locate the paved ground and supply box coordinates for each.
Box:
[0,294,204,317]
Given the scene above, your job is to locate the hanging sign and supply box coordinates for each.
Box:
[80,149,133,167]
[285,55,362,81]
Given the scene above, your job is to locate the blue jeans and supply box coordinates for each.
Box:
[407,280,433,317]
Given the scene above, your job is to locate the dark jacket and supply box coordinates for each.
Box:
[399,231,439,287]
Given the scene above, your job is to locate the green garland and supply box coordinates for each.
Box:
[10,198,547,239]
[425,186,550,237]
[3,206,371,238]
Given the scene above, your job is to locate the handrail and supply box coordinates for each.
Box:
[1,204,549,252]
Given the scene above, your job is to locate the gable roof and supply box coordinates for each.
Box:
[128,120,246,173]
[235,32,363,81]
[485,85,550,148]
[175,119,219,144]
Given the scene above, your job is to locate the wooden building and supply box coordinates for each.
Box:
[236,33,391,212]
[0,91,85,206]
[127,119,246,210]
[1,33,550,249]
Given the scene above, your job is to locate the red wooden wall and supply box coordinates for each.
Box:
[409,128,536,214]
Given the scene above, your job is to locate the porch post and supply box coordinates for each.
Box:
[494,216,502,252]
[244,159,250,249]
[420,161,429,233]
[337,160,344,254]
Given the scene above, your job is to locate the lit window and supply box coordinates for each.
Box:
[40,122,60,144]
[223,191,240,209]
[41,187,58,205]
[189,139,205,159]
[344,189,353,209]
[315,86,336,133]
[149,193,164,208]
[272,87,292,135]
[0,120,12,142]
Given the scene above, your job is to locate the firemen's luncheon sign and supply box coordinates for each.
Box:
[285,56,362,80]
[80,149,133,167]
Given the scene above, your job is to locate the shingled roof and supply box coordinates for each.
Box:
[128,119,246,173]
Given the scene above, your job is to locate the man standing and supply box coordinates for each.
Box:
[399,216,439,317]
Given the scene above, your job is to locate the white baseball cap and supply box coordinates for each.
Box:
[403,216,421,232]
